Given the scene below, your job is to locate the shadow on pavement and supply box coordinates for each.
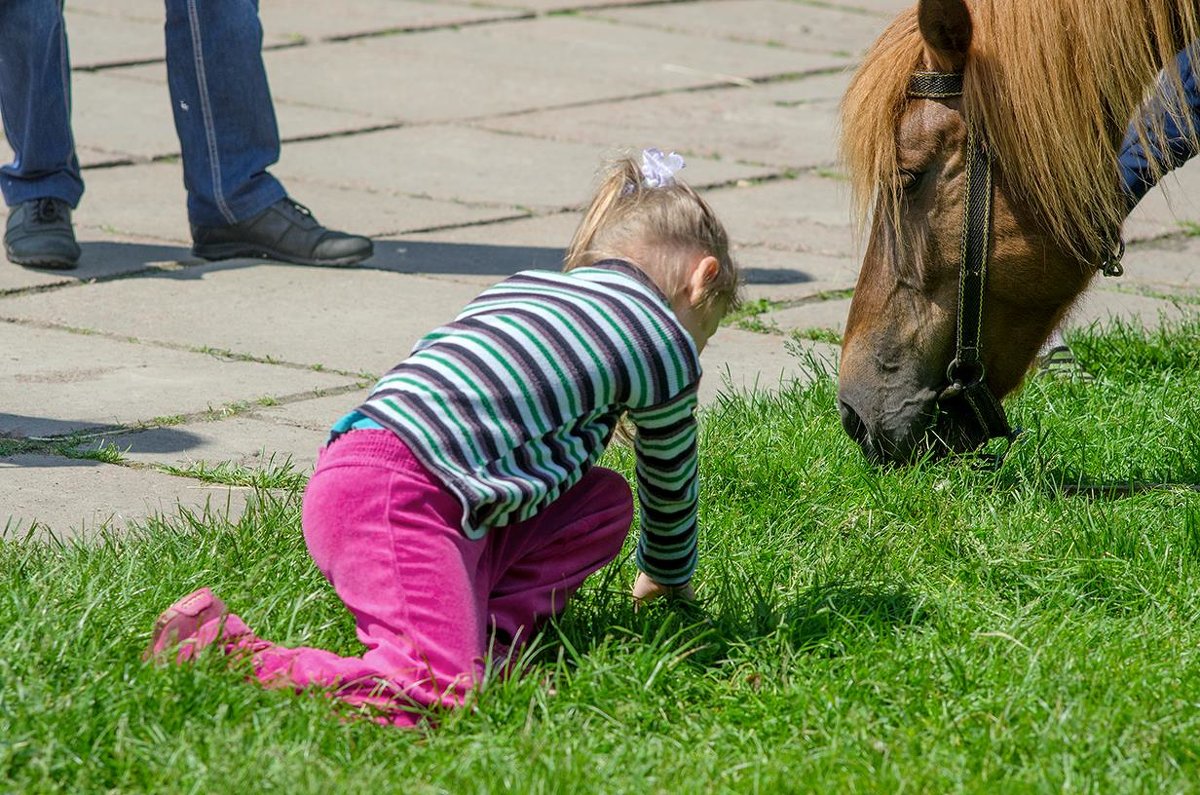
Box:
[364,238,815,285]
[1,414,202,469]
[16,239,816,286]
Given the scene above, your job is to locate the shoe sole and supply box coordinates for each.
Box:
[192,242,371,268]
[6,253,79,270]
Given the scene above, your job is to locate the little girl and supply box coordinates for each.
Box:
[146,149,740,726]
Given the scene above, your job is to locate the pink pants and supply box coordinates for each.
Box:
[220,430,633,725]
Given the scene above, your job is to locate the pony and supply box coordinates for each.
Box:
[836,0,1200,464]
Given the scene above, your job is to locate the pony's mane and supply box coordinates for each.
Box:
[842,1,1200,262]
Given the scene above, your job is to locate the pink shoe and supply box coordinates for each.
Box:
[144,587,229,663]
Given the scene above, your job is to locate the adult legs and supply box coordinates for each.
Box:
[0,0,82,208]
[162,0,284,228]
[161,0,372,266]
[0,0,83,267]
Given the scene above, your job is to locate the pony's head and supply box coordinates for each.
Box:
[837,0,1198,465]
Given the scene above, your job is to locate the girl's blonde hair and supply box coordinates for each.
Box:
[564,155,740,312]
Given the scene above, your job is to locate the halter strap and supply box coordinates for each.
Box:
[908,71,964,98]
[906,70,1014,444]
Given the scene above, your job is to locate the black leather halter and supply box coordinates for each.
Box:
[907,71,1014,445]
[906,71,1126,451]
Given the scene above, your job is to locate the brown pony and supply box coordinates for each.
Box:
[837,0,1200,464]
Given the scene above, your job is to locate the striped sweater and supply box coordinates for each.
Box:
[338,260,702,585]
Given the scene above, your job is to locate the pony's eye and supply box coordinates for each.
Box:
[899,169,925,192]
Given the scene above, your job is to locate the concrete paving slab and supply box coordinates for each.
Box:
[272,126,773,211]
[0,264,486,377]
[1124,158,1200,242]
[0,323,356,438]
[258,0,527,43]
[0,136,123,172]
[760,298,853,336]
[209,17,845,123]
[733,245,860,302]
[63,0,520,56]
[705,177,857,256]
[814,0,911,16]
[251,393,370,433]
[1068,288,1200,332]
[459,0,742,14]
[1,454,250,543]
[1120,239,1200,291]
[63,161,513,244]
[69,69,383,164]
[77,415,327,475]
[391,214,863,300]
[62,9,164,69]
[0,225,194,295]
[477,80,842,169]
[592,0,891,55]
[699,327,837,403]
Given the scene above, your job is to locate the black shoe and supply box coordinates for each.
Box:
[191,198,373,267]
[4,198,81,269]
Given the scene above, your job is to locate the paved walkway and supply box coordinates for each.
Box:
[3,0,1198,539]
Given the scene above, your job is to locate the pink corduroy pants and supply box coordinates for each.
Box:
[214,429,633,726]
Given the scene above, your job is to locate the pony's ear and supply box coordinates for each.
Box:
[918,0,973,72]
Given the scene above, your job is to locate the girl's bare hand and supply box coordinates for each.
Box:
[632,572,695,607]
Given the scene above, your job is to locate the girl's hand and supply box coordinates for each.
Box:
[632,571,696,607]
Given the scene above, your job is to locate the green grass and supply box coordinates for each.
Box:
[157,456,307,491]
[3,319,1200,793]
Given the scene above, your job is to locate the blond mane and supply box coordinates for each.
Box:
[842,1,1200,262]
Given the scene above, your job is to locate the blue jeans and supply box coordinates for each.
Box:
[1119,44,1200,212]
[0,0,285,227]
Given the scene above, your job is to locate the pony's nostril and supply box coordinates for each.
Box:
[838,398,869,445]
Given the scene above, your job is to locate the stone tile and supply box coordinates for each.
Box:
[272,126,773,211]
[178,17,845,123]
[467,0,651,10]
[734,245,860,302]
[592,0,891,55]
[478,78,843,169]
[59,161,516,244]
[63,0,519,56]
[378,213,574,284]
[705,177,857,256]
[62,9,163,69]
[0,263,486,377]
[69,69,383,164]
[258,0,526,42]
[0,324,356,438]
[1,454,249,542]
[1120,238,1200,291]
[0,136,119,172]
[1068,288,1199,332]
[0,221,195,295]
[698,327,837,403]
[251,393,371,433]
[814,0,912,15]
[78,415,328,475]
[760,298,853,335]
[1125,158,1200,242]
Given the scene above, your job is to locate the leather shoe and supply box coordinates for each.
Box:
[4,198,81,269]
[191,197,373,267]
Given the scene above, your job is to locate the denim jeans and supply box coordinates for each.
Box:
[0,0,285,227]
[1119,44,1200,211]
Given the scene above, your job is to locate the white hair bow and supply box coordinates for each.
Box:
[639,148,686,189]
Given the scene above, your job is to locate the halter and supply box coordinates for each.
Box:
[905,70,1125,450]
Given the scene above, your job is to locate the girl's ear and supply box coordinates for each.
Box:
[687,255,721,303]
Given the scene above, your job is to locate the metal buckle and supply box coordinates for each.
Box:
[1099,237,1125,277]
